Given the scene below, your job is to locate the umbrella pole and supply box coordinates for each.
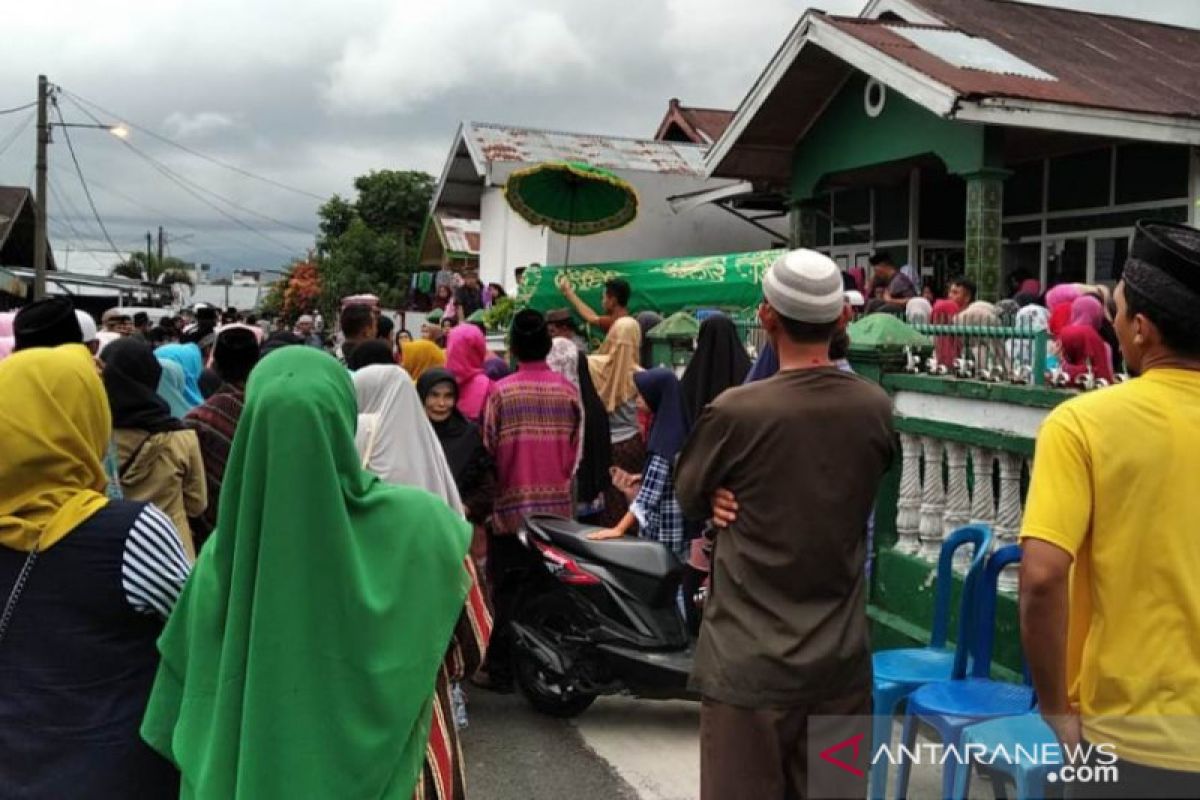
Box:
[563,186,576,268]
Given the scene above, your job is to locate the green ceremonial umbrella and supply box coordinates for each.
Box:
[504,161,638,266]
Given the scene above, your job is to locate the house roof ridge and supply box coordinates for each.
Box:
[465,120,709,150]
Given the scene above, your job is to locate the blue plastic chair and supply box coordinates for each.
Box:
[893,545,1035,800]
[870,524,993,800]
[953,714,1061,800]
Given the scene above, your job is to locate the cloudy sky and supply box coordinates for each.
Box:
[2,0,1197,275]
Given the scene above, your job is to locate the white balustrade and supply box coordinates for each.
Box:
[894,433,922,555]
[943,442,971,539]
[917,437,946,561]
[994,452,1025,592]
[899,431,1027,594]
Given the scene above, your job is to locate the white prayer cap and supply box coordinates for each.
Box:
[75,309,98,343]
[762,249,845,324]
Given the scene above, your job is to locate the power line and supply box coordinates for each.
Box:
[0,112,33,160]
[63,95,303,258]
[0,101,37,116]
[62,88,325,200]
[53,163,294,270]
[64,95,312,236]
[51,98,126,264]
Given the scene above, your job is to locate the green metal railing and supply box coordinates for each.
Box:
[909,324,1049,386]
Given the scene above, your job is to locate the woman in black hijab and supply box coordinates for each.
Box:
[415,367,495,528]
[100,338,206,558]
[573,349,613,516]
[680,313,751,424]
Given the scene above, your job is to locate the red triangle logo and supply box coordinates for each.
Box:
[819,733,865,777]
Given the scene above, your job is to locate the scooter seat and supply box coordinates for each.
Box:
[525,515,681,579]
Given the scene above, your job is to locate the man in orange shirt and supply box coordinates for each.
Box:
[557,276,631,333]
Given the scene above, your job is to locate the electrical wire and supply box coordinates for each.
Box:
[51,164,238,271]
[51,98,125,264]
[67,94,311,235]
[0,101,37,116]
[63,95,303,257]
[0,112,33,160]
[63,88,324,200]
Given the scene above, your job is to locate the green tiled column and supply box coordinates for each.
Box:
[963,168,1007,301]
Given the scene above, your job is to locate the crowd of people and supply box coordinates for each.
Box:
[1,219,1198,799]
[850,251,1126,383]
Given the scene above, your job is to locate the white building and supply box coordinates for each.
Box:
[429,122,789,290]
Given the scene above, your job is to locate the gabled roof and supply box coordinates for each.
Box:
[431,121,708,214]
[707,0,1200,183]
[419,212,481,268]
[654,99,735,145]
[0,186,56,271]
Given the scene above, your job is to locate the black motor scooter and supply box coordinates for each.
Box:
[509,515,696,718]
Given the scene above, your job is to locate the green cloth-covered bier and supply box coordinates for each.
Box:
[516,249,785,323]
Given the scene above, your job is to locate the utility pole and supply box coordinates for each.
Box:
[146,231,153,274]
[157,225,164,267]
[33,75,49,300]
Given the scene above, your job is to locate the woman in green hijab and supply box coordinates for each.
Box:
[141,346,472,799]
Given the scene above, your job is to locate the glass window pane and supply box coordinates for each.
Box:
[1048,148,1110,212]
[1115,143,1188,204]
[1093,236,1129,286]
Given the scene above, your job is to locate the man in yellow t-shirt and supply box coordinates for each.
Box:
[1021,220,1200,799]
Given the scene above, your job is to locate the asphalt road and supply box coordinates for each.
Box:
[462,688,641,800]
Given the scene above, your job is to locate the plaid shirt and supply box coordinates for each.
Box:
[631,453,687,558]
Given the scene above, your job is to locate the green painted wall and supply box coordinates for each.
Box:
[791,73,986,201]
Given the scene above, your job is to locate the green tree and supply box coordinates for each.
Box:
[313,168,434,313]
[110,252,194,286]
[317,194,356,252]
[353,170,433,244]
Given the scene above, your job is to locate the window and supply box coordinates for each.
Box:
[1093,236,1129,286]
[1003,160,1042,217]
[1048,148,1110,212]
[874,180,910,241]
[1115,143,1188,204]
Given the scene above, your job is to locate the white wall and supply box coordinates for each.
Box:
[479,186,548,288]
[478,164,788,292]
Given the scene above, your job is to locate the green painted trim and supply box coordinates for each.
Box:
[895,416,1035,456]
[883,372,1071,409]
[791,74,985,200]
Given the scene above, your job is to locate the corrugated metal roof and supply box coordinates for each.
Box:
[465,122,708,176]
[886,26,1056,81]
[438,214,481,256]
[833,0,1200,119]
[654,99,736,145]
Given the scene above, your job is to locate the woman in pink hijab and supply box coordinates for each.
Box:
[0,311,14,360]
[1059,325,1114,384]
[445,323,494,422]
[1068,295,1106,331]
[1045,283,1083,336]
[931,299,961,368]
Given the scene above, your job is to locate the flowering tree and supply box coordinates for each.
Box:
[277,258,321,323]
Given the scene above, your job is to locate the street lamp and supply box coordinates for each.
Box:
[32,75,129,299]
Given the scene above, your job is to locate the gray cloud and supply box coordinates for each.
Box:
[0,0,1195,273]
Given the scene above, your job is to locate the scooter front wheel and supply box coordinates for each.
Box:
[511,596,598,718]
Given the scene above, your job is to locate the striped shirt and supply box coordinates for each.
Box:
[120,503,192,618]
[483,362,582,534]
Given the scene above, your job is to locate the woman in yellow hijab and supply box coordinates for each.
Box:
[0,344,190,798]
[400,338,447,381]
[586,316,645,526]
